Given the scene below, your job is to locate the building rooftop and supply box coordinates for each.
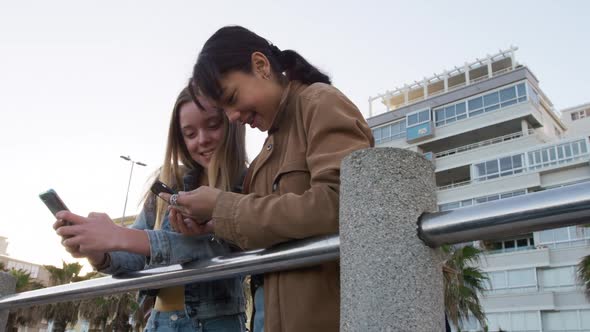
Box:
[369,46,522,117]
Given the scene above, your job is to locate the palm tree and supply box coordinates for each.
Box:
[578,254,590,298]
[41,261,85,332]
[442,244,489,330]
[6,269,45,332]
[78,271,140,331]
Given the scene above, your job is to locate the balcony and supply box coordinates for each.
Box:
[437,172,541,203]
[433,101,543,144]
[481,247,551,270]
[436,139,590,203]
[434,129,540,172]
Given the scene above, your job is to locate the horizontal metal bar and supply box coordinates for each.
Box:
[2,182,589,309]
[0,235,339,310]
[418,182,590,247]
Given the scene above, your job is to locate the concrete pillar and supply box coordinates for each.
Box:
[0,272,16,332]
[340,148,444,331]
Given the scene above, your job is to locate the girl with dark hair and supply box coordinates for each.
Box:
[54,87,248,331]
[163,26,374,332]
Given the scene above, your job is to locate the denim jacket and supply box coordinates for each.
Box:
[100,203,245,319]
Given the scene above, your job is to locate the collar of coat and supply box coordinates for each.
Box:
[268,80,305,135]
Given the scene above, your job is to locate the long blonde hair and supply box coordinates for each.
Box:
[147,87,247,229]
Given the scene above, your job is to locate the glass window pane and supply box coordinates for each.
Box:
[408,113,418,126]
[564,145,573,157]
[573,143,580,155]
[542,149,549,162]
[487,195,499,202]
[490,272,506,289]
[445,106,455,118]
[549,148,557,161]
[539,229,554,243]
[581,141,588,153]
[435,109,445,121]
[500,86,517,102]
[418,110,430,123]
[483,92,500,107]
[512,155,523,169]
[373,128,381,140]
[572,112,580,121]
[525,311,540,329]
[468,97,483,111]
[541,268,559,287]
[508,268,535,287]
[455,102,466,114]
[517,83,526,97]
[501,99,517,108]
[517,238,529,248]
[486,160,498,174]
[475,163,486,177]
[476,197,487,204]
[485,104,500,112]
[382,125,390,138]
[461,199,473,207]
[500,156,513,171]
[563,311,578,330]
[581,309,590,329]
[554,227,570,242]
[511,312,526,330]
[557,147,565,159]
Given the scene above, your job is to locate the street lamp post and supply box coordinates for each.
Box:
[120,155,147,226]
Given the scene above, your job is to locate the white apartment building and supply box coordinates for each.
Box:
[367,47,590,332]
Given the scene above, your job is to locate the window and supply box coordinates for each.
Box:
[468,82,527,117]
[483,311,540,332]
[438,189,526,212]
[571,109,590,121]
[489,235,534,253]
[538,225,590,248]
[538,266,578,291]
[527,139,589,170]
[434,82,527,127]
[406,109,430,127]
[486,268,536,294]
[473,154,524,181]
[542,310,590,331]
[373,120,406,144]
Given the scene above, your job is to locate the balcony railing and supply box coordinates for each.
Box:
[437,139,590,191]
[435,129,535,159]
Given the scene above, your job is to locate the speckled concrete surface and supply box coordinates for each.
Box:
[340,148,444,332]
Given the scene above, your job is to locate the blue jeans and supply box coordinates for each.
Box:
[253,286,264,332]
[145,310,246,332]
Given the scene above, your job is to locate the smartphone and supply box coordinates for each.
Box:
[150,180,177,198]
[39,189,69,217]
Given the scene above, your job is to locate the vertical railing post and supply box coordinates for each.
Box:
[340,148,444,331]
[0,272,16,332]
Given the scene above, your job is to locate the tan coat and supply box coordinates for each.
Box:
[213,81,374,332]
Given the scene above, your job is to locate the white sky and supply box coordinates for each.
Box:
[1,0,589,273]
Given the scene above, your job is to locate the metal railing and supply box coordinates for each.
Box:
[1,182,589,310]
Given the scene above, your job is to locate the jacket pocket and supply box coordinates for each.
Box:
[272,159,310,195]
